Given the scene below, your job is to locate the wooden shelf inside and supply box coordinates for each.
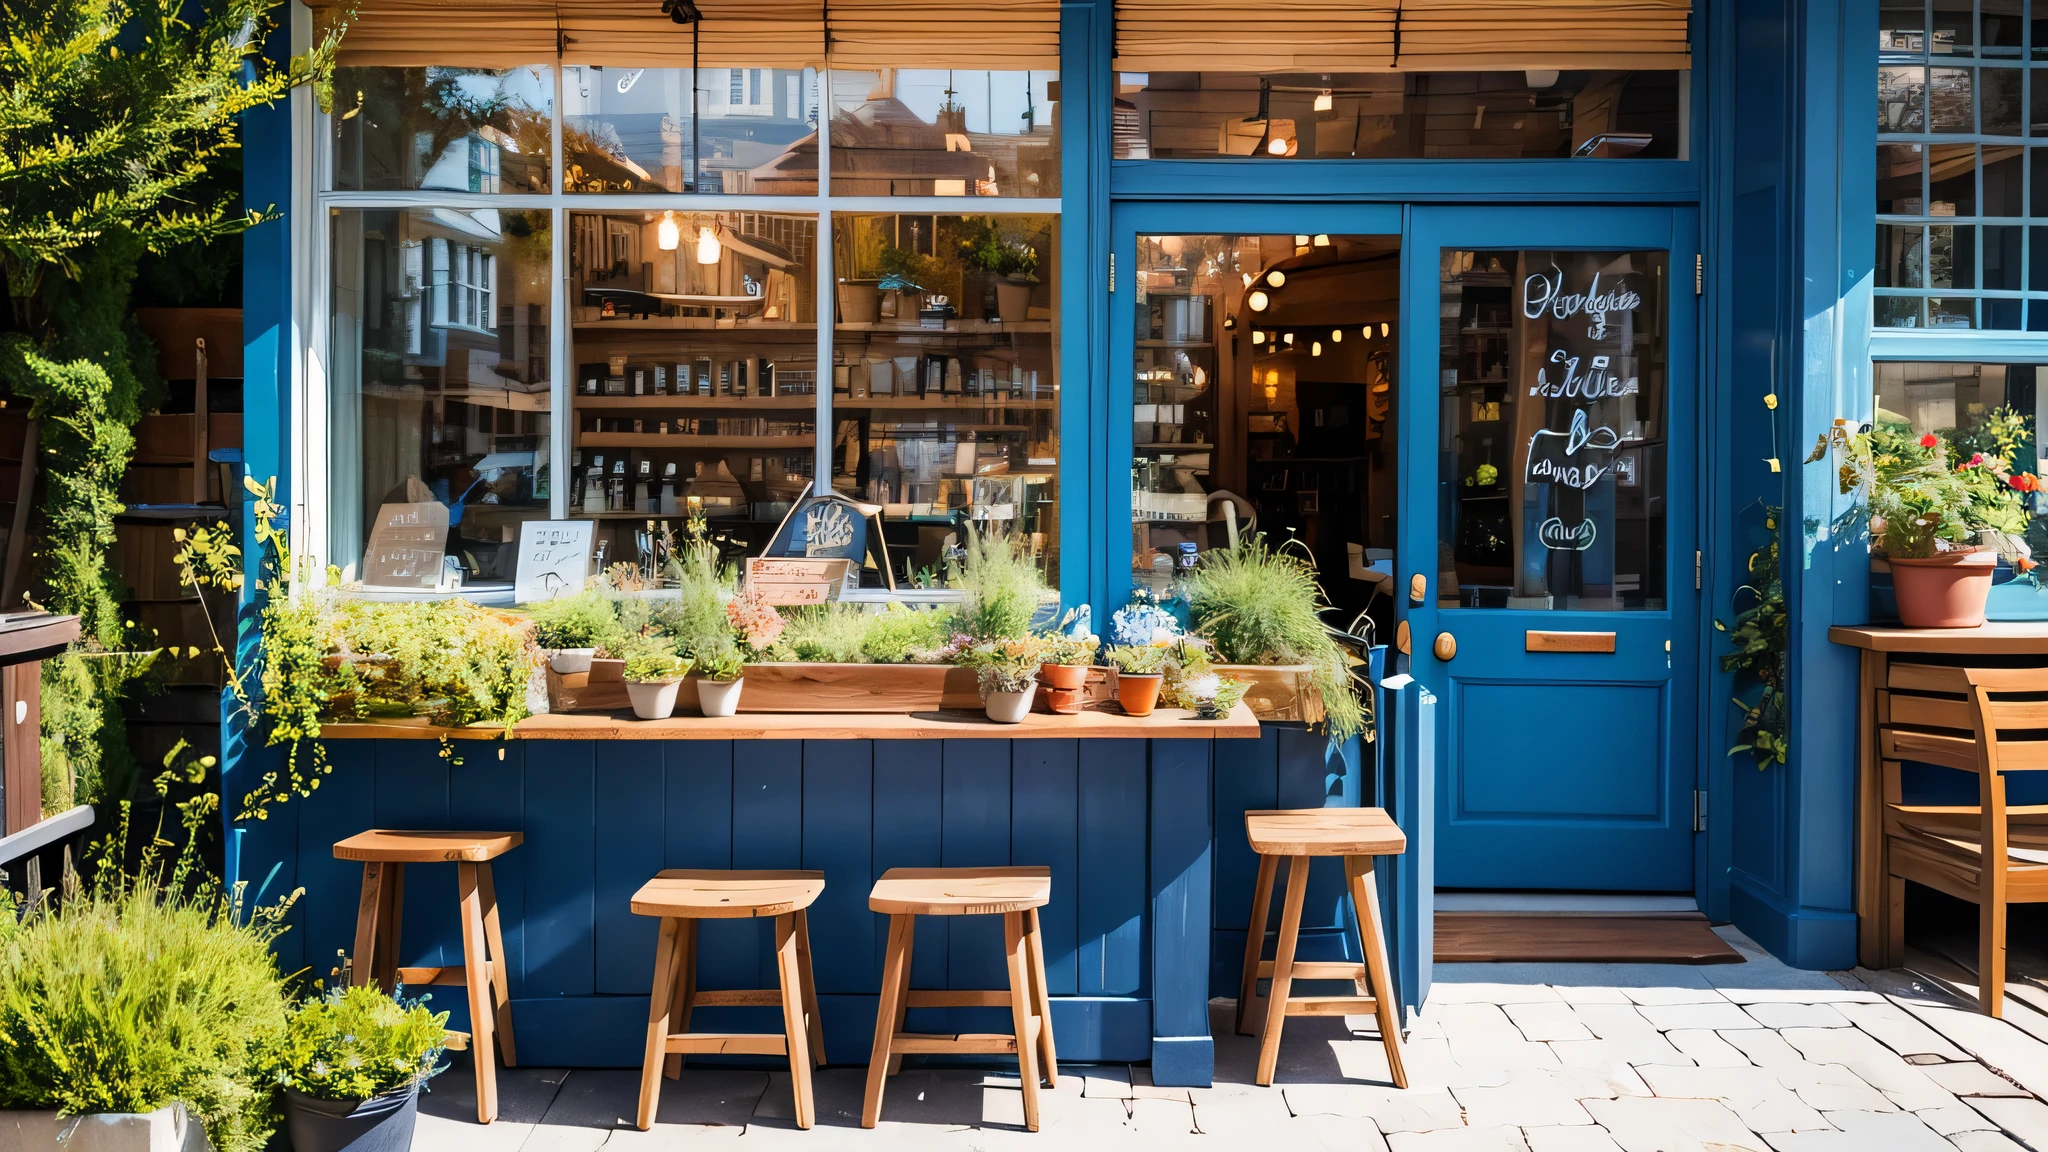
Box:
[319,702,1259,742]
[836,320,1052,336]
[575,394,817,409]
[577,433,814,449]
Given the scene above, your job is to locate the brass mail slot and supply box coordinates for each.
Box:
[1525,630,1617,653]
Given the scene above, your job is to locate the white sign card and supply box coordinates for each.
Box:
[514,520,598,603]
[361,501,450,588]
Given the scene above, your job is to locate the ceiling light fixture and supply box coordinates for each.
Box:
[1283,332,1295,345]
[1313,234,1330,247]
[1252,330,1266,345]
[1381,321,1390,337]
[1330,328,1342,342]
[1266,270,1286,288]
[657,210,680,251]
[1314,89,1334,113]
[696,223,722,264]
[1311,341,1322,356]
[1247,290,1270,312]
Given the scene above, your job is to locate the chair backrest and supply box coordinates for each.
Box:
[1963,667,2048,777]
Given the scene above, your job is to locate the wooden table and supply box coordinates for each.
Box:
[1828,622,2048,967]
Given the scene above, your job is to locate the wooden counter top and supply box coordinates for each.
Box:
[1828,621,2048,654]
[319,701,1263,741]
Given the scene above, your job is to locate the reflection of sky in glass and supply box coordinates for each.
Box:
[877,71,1058,135]
[440,65,553,116]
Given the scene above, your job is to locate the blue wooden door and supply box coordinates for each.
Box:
[1399,206,1700,893]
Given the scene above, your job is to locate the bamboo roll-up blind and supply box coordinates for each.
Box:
[825,0,1060,69]
[312,0,559,69]
[557,0,824,68]
[1113,0,1398,73]
[1112,0,1689,73]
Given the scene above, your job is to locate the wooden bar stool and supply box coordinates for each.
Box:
[1234,809,1407,1089]
[335,829,521,1124]
[631,870,827,1131]
[862,866,1057,1132]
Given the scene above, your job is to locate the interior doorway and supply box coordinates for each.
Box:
[1127,231,1403,646]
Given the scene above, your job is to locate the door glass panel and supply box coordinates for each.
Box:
[1438,249,1668,610]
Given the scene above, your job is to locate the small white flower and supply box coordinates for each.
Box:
[1185,674,1221,700]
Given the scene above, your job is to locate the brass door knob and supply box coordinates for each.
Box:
[1409,573,1427,603]
[1433,632,1457,661]
[1395,619,1411,655]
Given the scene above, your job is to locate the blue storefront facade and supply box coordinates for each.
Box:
[230,0,2016,1081]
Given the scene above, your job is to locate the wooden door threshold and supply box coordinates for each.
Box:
[1435,911,1744,965]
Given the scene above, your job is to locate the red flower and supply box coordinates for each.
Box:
[1919,433,1940,449]
[2019,557,2039,574]
[1970,453,1985,466]
[2009,473,2040,492]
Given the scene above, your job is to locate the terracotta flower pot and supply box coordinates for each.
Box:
[1040,686,1085,714]
[985,685,1037,723]
[1038,663,1089,690]
[1116,672,1164,717]
[1890,550,1997,628]
[995,279,1034,322]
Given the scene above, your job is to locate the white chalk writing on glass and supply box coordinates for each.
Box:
[1526,409,1620,490]
[805,502,856,553]
[1538,517,1598,551]
[1531,350,1639,399]
[1522,265,1642,339]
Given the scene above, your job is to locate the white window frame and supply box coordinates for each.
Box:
[302,63,1062,580]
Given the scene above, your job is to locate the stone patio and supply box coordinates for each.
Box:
[412,928,2048,1151]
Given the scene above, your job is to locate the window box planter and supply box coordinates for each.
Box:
[0,1103,211,1151]
[546,661,983,715]
[1213,664,1324,725]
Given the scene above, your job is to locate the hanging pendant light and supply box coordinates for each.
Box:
[657,211,680,251]
[1266,270,1286,288]
[1248,289,1270,312]
[696,223,722,265]
[1311,340,1322,356]
[1331,328,1342,343]
[1381,321,1390,337]
[1314,89,1334,113]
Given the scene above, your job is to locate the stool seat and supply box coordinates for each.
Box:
[1245,809,1406,856]
[335,829,522,863]
[631,870,824,919]
[868,866,1051,915]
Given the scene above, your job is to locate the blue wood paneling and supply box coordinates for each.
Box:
[523,741,595,997]
[1149,739,1212,1085]
[941,740,1011,1000]
[730,739,802,991]
[801,740,876,995]
[593,743,664,994]
[449,742,527,1003]
[373,741,454,972]
[871,740,945,994]
[1011,740,1080,995]
[297,739,377,986]
[1076,739,1144,996]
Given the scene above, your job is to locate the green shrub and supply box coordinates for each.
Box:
[656,537,738,659]
[0,843,294,1152]
[527,586,627,654]
[693,648,745,681]
[953,532,1048,642]
[859,605,955,664]
[326,598,542,732]
[776,604,875,663]
[1181,534,1368,742]
[620,635,690,682]
[273,985,446,1102]
[1104,644,1167,675]
[1037,633,1100,667]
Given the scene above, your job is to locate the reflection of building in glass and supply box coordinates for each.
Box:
[562,66,820,193]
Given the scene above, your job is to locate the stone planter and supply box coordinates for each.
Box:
[0,1103,212,1151]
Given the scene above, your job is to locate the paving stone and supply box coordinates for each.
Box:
[1757,1110,1951,1152]
[1081,1065,1137,1100]
[1889,994,2048,1098]
[1509,1002,1599,1042]
[1666,1028,1753,1068]
[1451,1074,1597,1128]
[1744,1004,1851,1030]
[1554,986,1640,1006]
[1284,1084,1466,1133]
[1439,1003,1561,1069]
[1585,1095,1770,1152]
[1951,1130,2032,1152]
[1779,1027,1957,1111]
[1638,1002,1767,1032]
[1619,985,1731,1008]
[1286,1112,1395,1151]
[1833,1001,1970,1062]
[421,1063,569,1127]
[1572,1004,1662,1040]
[1523,1127,1627,1152]
[1918,1104,1998,1136]
[1633,1064,1830,1134]
[1766,1062,1897,1113]
[1967,1096,2048,1150]
[1550,1035,1694,1073]
[751,1068,875,1130]
[1386,1125,1530,1152]
[1186,1081,1296,1135]
[1401,1036,1515,1092]
[1718,1028,1809,1069]
[1430,981,1568,1005]
[1920,1061,2032,1098]
[409,1112,538,1152]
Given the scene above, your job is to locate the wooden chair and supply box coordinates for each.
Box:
[1236,809,1407,1088]
[1880,664,2048,1016]
[334,829,521,1124]
[630,870,826,1131]
[862,866,1057,1132]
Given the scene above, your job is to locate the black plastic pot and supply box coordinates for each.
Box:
[281,1084,418,1152]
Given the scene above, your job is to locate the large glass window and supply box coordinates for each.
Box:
[1116,71,1684,160]
[1874,361,2048,556]
[1876,0,2046,328]
[327,207,553,588]
[562,65,821,194]
[332,66,553,192]
[828,70,1060,197]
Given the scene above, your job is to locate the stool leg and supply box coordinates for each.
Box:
[477,862,516,1068]
[1236,853,1278,1036]
[1345,855,1407,1090]
[664,918,697,1080]
[374,863,405,994]
[863,913,915,1128]
[1025,907,1057,1086]
[794,909,827,1069]
[350,862,385,989]
[1255,855,1309,1087]
[883,916,916,1078]
[456,863,498,1123]
[1004,911,1043,1132]
[775,914,817,1129]
[637,917,683,1131]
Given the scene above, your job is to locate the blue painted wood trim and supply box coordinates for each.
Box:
[1062,0,1111,618]
[1869,332,2048,362]
[1148,739,1213,1087]
[230,19,295,894]
[1382,676,1434,1017]
[1109,159,1701,204]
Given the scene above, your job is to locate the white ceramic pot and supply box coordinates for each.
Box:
[697,677,745,717]
[625,679,681,720]
[985,684,1036,724]
[549,648,597,675]
[0,1103,209,1151]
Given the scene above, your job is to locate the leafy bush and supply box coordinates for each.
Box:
[776,604,875,662]
[1104,644,1167,675]
[528,586,627,654]
[860,605,956,664]
[1181,535,1367,742]
[328,598,541,731]
[656,537,739,658]
[693,648,745,681]
[956,638,1043,694]
[0,825,295,1152]
[273,985,446,1102]
[620,636,690,683]
[954,532,1049,642]
[1037,633,1100,668]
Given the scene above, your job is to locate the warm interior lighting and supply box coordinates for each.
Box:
[1252,330,1266,345]
[1314,90,1333,113]
[1526,69,1559,89]
[1330,328,1342,343]
[1264,381,1278,401]
[1161,235,1185,257]
[1362,326,1372,340]
[1283,332,1295,345]
[1313,234,1330,247]
[1247,290,1270,312]
[1223,315,1237,330]
[1266,270,1286,288]
[1311,341,1322,356]
[1294,235,1309,246]
[1267,136,1289,155]
[657,211,680,251]
[696,224,722,264]
[1381,321,1390,337]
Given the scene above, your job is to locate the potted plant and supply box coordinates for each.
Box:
[1815,420,2040,627]
[275,984,448,1152]
[621,636,692,719]
[692,646,747,717]
[962,639,1043,723]
[528,584,625,674]
[1105,644,1168,716]
[959,219,1041,322]
[1036,633,1098,691]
